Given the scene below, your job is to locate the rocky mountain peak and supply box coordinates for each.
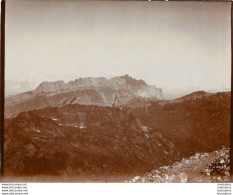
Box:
[33,75,160,96]
[119,74,147,86]
[5,75,164,118]
[35,80,66,94]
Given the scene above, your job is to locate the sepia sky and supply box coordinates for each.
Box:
[5,1,231,99]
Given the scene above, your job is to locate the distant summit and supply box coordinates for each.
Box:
[174,91,212,101]
[34,75,154,95]
[5,75,164,118]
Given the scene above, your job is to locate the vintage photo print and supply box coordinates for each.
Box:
[2,0,231,182]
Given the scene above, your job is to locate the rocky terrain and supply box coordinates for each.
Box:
[5,75,163,118]
[129,148,230,183]
[4,86,230,182]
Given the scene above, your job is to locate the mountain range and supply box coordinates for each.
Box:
[5,75,163,118]
[4,76,230,180]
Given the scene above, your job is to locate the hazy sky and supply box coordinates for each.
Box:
[5,1,231,98]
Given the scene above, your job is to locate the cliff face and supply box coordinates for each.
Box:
[34,75,163,99]
[5,75,163,118]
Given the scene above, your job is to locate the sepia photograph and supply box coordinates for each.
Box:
[2,0,231,183]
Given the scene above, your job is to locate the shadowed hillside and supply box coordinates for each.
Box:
[4,91,230,180]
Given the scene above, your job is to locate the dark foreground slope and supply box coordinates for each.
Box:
[4,91,230,180]
[132,91,230,153]
[5,104,175,177]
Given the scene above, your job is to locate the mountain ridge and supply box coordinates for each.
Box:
[4,91,230,177]
[34,75,149,95]
[5,75,163,118]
